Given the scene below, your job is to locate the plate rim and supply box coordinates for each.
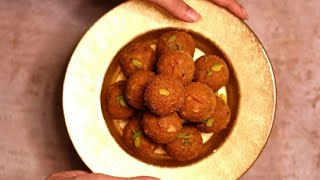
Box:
[62,0,277,179]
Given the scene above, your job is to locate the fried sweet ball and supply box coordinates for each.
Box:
[119,43,157,77]
[142,112,183,144]
[165,126,203,161]
[157,31,195,57]
[194,55,229,91]
[144,75,185,117]
[157,51,195,85]
[125,70,156,110]
[105,80,134,119]
[123,118,157,155]
[179,82,216,122]
[196,96,231,133]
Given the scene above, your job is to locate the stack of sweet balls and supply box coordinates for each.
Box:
[104,31,231,162]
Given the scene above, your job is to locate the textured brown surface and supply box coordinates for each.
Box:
[0,0,118,179]
[0,0,319,179]
[242,0,320,179]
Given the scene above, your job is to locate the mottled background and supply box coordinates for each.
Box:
[0,0,319,179]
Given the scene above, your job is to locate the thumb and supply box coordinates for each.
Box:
[66,173,159,180]
[148,0,201,22]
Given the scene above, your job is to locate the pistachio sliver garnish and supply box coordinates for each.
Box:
[220,94,227,103]
[132,130,142,139]
[134,136,141,148]
[177,132,185,139]
[211,63,224,72]
[168,34,177,43]
[167,124,177,133]
[159,89,170,96]
[206,69,213,76]
[206,118,214,127]
[116,95,127,107]
[132,59,143,69]
[182,138,192,145]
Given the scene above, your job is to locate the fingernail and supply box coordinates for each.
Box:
[185,8,201,22]
[132,176,160,180]
[241,8,249,20]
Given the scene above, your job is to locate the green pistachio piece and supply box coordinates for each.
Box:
[132,59,143,69]
[116,95,126,107]
[220,94,227,103]
[211,63,224,72]
[159,89,170,96]
[132,130,142,139]
[177,132,185,139]
[134,136,141,148]
[168,34,177,43]
[179,133,192,144]
[206,69,213,76]
[182,138,192,145]
[205,118,214,127]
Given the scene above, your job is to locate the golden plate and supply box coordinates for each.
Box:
[63,0,276,179]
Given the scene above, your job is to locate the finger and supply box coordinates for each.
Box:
[45,170,89,180]
[211,0,248,19]
[65,173,159,180]
[148,0,201,22]
[129,176,160,180]
[64,173,120,180]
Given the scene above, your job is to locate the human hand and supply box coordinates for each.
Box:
[148,0,248,22]
[46,170,159,180]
